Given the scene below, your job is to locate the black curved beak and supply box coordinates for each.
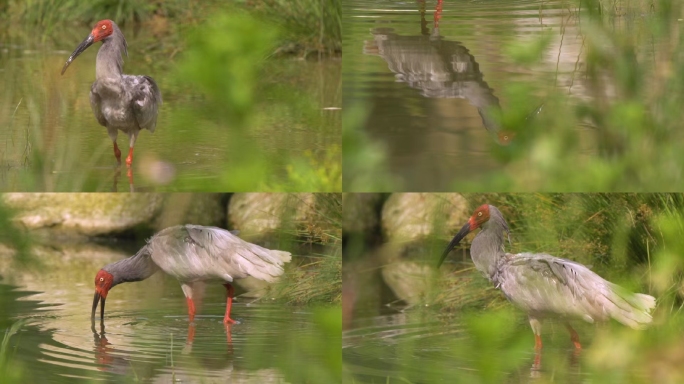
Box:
[61,34,95,75]
[437,222,472,267]
[92,291,105,321]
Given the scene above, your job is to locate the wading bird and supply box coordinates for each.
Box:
[439,204,656,351]
[91,225,291,324]
[61,19,161,167]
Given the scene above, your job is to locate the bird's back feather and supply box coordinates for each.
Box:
[496,253,655,329]
[148,225,291,284]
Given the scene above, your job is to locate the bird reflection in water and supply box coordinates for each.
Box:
[112,166,135,192]
[363,0,515,145]
[90,317,234,375]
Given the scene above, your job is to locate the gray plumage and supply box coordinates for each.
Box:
[61,20,161,166]
[474,205,655,329]
[103,225,291,289]
[93,225,290,323]
[440,204,656,349]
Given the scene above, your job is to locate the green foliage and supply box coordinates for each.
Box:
[242,0,342,55]
[177,12,279,128]
[281,147,342,192]
[0,320,25,383]
[2,0,187,30]
[277,193,342,304]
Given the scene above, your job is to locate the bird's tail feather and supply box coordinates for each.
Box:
[606,284,656,329]
[271,250,292,263]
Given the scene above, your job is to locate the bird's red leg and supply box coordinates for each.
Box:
[186,297,196,323]
[113,142,122,164]
[223,283,237,324]
[565,323,582,350]
[434,0,443,28]
[186,323,196,345]
[125,147,134,167]
[534,334,543,351]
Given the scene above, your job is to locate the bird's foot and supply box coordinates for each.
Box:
[223,317,240,325]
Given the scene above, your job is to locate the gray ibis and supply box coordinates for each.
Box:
[91,225,291,324]
[61,19,161,167]
[439,204,656,351]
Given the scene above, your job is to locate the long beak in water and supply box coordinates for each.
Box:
[437,222,472,267]
[92,291,105,321]
[61,34,95,75]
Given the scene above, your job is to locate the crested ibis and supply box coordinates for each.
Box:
[439,204,656,351]
[92,225,291,324]
[61,19,161,167]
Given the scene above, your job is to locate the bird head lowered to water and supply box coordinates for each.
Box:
[91,245,159,321]
[92,269,115,321]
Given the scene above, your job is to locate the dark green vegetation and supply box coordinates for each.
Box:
[0,0,341,191]
[1,0,340,55]
[344,0,684,191]
[344,193,684,383]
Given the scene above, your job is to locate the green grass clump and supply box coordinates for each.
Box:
[0,320,25,383]
[278,193,342,304]
[242,0,341,56]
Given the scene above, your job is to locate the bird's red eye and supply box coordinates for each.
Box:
[102,25,106,30]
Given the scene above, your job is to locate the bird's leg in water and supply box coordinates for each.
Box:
[127,166,134,188]
[223,283,237,324]
[108,128,121,164]
[113,142,122,164]
[126,130,138,167]
[434,0,443,28]
[225,323,233,344]
[186,297,196,323]
[565,323,582,350]
[186,322,196,345]
[126,147,134,167]
[529,316,543,370]
[529,317,543,350]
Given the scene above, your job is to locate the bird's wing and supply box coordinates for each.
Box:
[126,75,161,132]
[184,225,291,283]
[89,84,107,127]
[148,225,290,284]
[497,253,654,328]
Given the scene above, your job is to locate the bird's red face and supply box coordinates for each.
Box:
[91,20,114,42]
[94,269,114,299]
[468,204,491,231]
[61,19,115,75]
[438,204,492,267]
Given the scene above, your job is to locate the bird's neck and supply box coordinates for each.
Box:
[103,245,159,287]
[470,223,507,280]
[95,37,125,80]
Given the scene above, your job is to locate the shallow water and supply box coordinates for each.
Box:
[0,22,340,191]
[342,0,641,190]
[0,243,336,383]
[343,309,597,384]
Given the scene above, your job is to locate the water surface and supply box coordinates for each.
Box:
[342,0,629,190]
[0,242,336,383]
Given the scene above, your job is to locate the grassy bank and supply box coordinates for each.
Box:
[0,0,340,55]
